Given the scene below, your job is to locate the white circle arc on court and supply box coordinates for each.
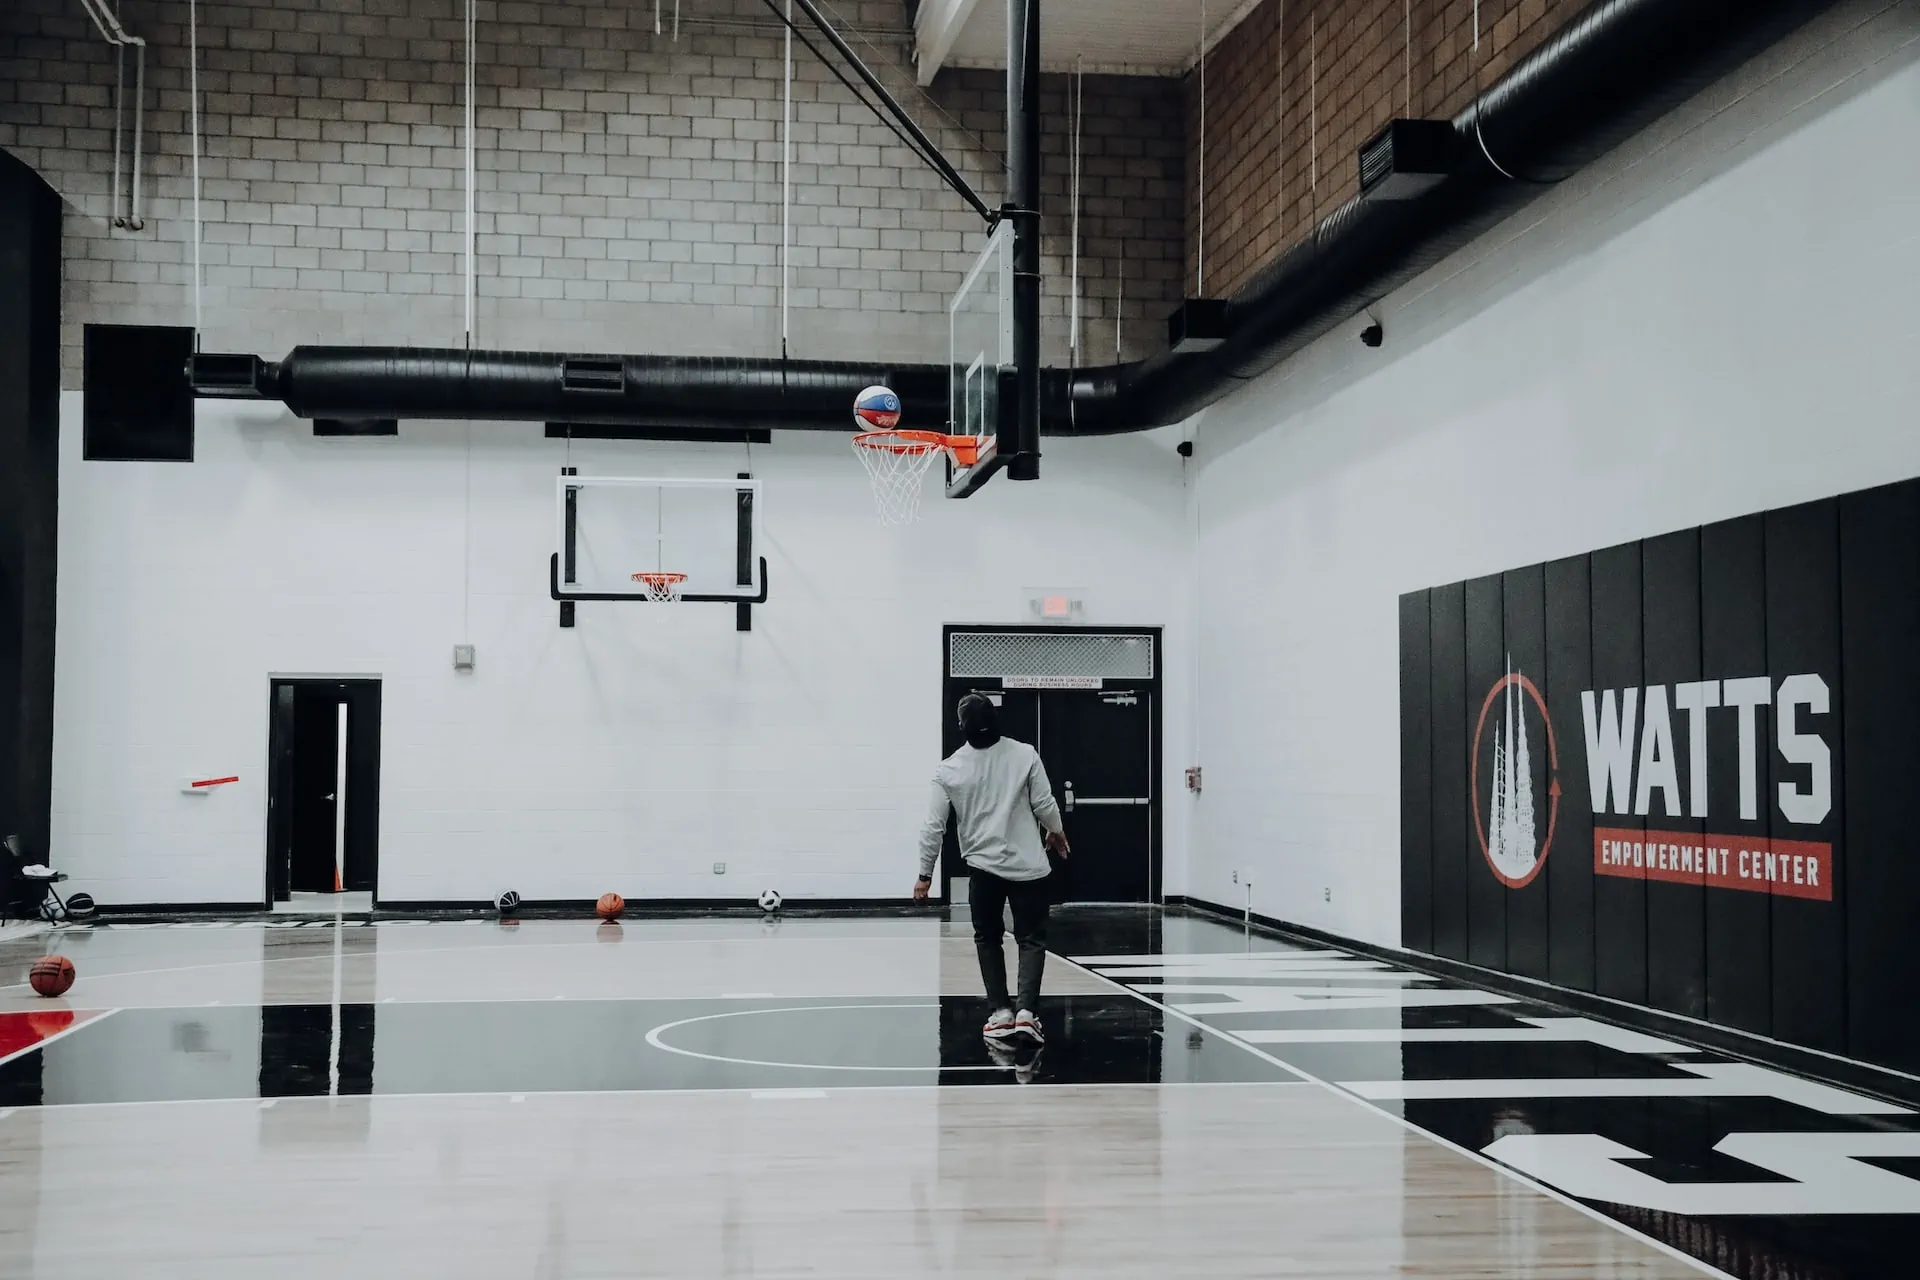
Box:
[644,1003,1009,1073]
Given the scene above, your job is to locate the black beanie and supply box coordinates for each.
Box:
[957,693,1002,749]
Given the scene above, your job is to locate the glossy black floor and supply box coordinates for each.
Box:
[0,991,1292,1107]
[1048,910,1920,1280]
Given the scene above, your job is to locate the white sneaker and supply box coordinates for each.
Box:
[1013,1010,1044,1043]
[982,1008,1017,1040]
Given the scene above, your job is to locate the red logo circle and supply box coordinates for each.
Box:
[1469,672,1560,888]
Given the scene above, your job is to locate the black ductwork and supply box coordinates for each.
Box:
[193,0,1834,438]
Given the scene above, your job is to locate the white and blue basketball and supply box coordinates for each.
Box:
[853,385,901,430]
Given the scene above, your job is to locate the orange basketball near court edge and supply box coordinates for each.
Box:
[28,955,75,998]
[595,892,624,921]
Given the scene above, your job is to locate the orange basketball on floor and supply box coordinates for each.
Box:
[28,955,74,998]
[596,892,624,920]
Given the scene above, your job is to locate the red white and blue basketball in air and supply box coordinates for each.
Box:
[854,385,902,430]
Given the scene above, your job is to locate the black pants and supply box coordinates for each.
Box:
[969,868,1050,1013]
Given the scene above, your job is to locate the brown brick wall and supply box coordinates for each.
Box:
[1188,0,1589,299]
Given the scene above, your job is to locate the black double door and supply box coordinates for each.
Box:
[267,679,382,903]
[939,683,1156,904]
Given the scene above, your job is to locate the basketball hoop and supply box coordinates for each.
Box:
[631,571,688,603]
[852,430,982,525]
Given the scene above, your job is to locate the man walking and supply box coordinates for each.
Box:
[913,693,1070,1042]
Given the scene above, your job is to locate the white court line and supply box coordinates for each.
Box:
[645,1003,1008,1073]
[0,931,961,991]
[0,1007,120,1068]
[0,1078,1312,1115]
[1060,955,1734,1280]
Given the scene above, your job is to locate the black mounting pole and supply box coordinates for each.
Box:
[1004,0,1041,480]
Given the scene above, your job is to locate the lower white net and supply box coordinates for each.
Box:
[853,435,945,525]
[634,574,686,603]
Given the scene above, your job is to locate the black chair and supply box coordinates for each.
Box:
[1,834,72,925]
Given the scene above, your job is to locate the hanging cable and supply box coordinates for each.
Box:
[1404,0,1413,114]
[1114,249,1124,363]
[464,0,476,348]
[189,0,202,343]
[655,0,662,36]
[781,0,792,359]
[1196,1,1207,296]
[130,38,145,229]
[674,0,681,40]
[110,43,124,227]
[79,0,146,229]
[1309,11,1318,193]
[1069,58,1082,364]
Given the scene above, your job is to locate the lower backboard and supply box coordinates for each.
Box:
[554,475,764,601]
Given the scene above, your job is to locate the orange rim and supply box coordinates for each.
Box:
[852,430,982,467]
[631,572,689,586]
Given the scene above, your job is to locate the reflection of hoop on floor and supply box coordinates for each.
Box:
[644,1003,1009,1073]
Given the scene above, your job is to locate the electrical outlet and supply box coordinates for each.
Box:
[1231,869,1238,884]
[713,862,726,875]
[1323,887,1331,902]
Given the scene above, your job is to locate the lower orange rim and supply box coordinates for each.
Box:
[631,572,689,586]
[852,429,982,467]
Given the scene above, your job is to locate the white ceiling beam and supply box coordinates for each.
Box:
[913,0,984,86]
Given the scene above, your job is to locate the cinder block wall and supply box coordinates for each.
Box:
[0,0,1185,383]
[1189,0,1590,298]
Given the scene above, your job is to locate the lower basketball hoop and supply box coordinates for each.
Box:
[852,430,982,525]
[631,571,688,603]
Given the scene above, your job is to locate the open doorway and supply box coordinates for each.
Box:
[266,678,381,910]
[939,628,1160,905]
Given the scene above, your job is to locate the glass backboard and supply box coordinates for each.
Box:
[947,220,1014,495]
[555,475,763,600]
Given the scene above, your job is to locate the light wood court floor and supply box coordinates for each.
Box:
[0,919,1716,1276]
[0,1083,1706,1279]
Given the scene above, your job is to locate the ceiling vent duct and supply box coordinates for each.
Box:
[1166,299,1230,355]
[560,356,625,394]
[1358,120,1459,200]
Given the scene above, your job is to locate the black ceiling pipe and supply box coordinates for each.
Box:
[266,348,951,432]
[201,0,1835,437]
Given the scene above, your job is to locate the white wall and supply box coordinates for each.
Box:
[1183,1,1920,946]
[52,400,1191,905]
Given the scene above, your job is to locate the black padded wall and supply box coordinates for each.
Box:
[1838,482,1920,1074]
[1542,555,1595,993]
[0,153,60,862]
[1700,514,1771,1035]
[1763,499,1845,1056]
[1641,529,1705,1021]
[1463,574,1507,973]
[1400,475,1920,1077]
[1428,583,1468,962]
[1589,542,1647,1007]
[1399,592,1433,954]
[1502,564,1549,982]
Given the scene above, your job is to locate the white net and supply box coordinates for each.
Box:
[853,433,947,525]
[632,572,687,603]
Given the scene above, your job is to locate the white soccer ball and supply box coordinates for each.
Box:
[757,889,783,914]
